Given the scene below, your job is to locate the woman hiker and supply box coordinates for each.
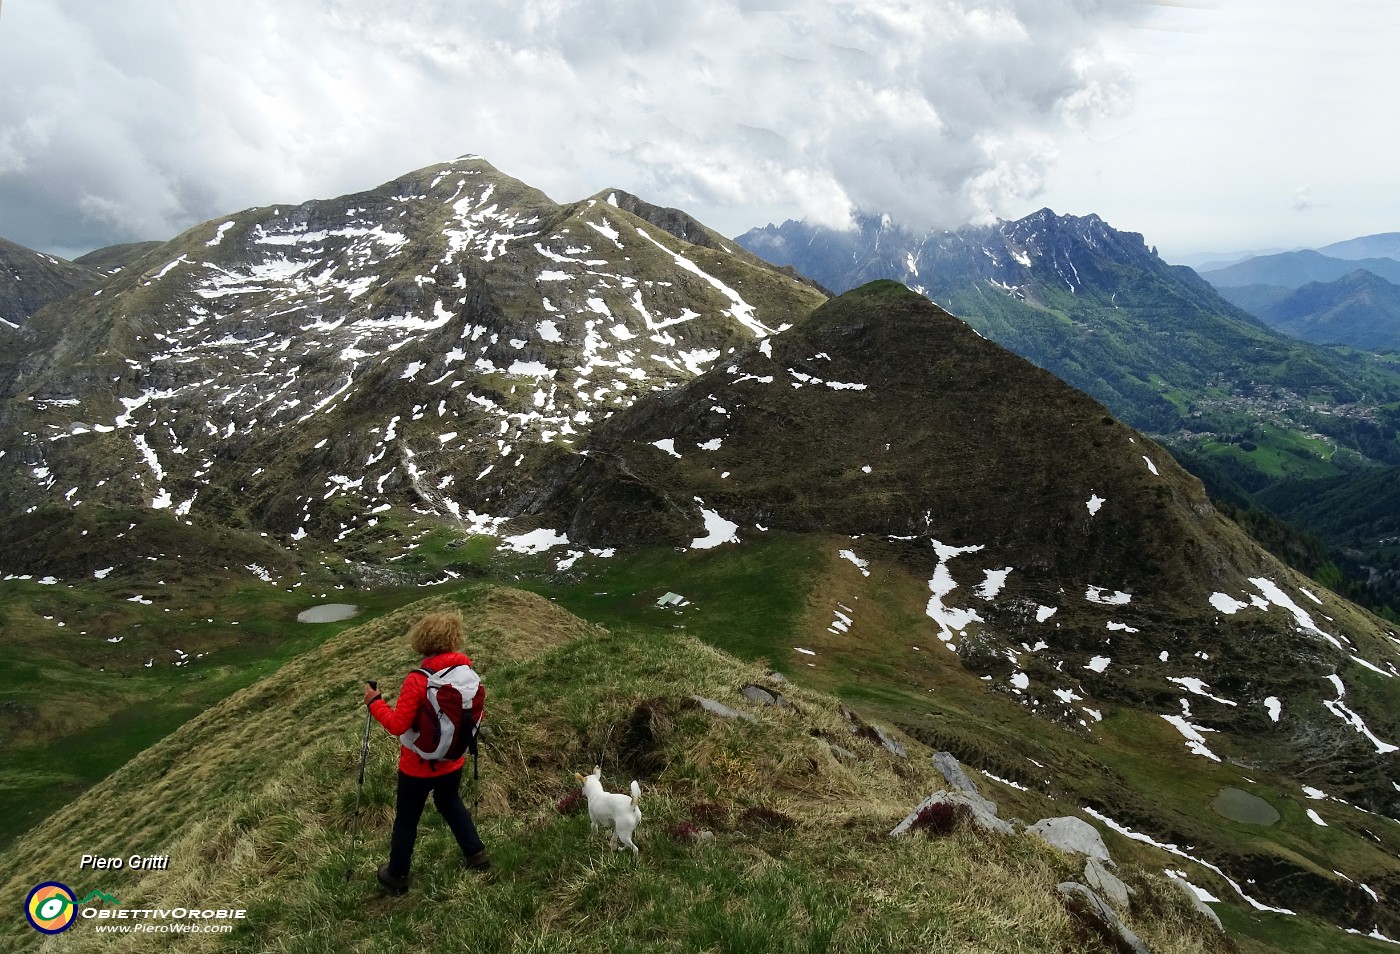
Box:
[363,610,490,893]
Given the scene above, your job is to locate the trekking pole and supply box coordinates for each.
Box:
[346,680,376,882]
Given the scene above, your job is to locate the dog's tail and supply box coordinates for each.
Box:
[629,779,641,809]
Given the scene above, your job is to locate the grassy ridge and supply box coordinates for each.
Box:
[4,533,1397,952]
[396,532,1400,898]
[1,585,1229,953]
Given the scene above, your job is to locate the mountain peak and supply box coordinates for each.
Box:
[1200,248,1400,289]
[587,188,734,253]
[0,236,100,328]
[1339,267,1393,286]
[539,276,1233,601]
[1251,266,1400,351]
[0,155,827,547]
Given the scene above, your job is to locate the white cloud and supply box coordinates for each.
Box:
[1038,0,1400,257]
[0,0,1144,256]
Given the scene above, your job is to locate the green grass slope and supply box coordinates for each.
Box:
[2,585,1233,953]
[72,241,165,274]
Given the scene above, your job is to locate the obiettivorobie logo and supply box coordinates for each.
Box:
[24,880,247,936]
[24,882,120,934]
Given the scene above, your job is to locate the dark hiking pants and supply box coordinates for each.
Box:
[387,768,485,875]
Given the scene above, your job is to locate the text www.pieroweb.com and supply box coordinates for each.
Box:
[93,922,235,935]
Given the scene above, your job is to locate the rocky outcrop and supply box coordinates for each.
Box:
[841,706,906,758]
[930,751,1018,831]
[1084,856,1132,911]
[740,683,795,711]
[1055,882,1150,954]
[892,789,1015,837]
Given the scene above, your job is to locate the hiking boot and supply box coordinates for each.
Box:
[376,864,410,895]
[463,850,492,872]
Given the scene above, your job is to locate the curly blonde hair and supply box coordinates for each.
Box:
[408,611,464,656]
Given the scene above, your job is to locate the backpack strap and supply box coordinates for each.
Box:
[416,666,439,770]
[417,664,460,681]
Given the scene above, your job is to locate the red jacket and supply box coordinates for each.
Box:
[369,651,475,778]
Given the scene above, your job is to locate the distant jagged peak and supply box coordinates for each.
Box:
[998,208,1138,247]
[739,207,1153,267]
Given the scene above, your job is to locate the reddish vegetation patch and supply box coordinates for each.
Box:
[556,787,584,815]
[909,800,967,837]
[668,821,701,842]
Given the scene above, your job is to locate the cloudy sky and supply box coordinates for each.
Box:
[1,1,1395,263]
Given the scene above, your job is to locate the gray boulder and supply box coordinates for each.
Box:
[741,684,777,705]
[869,725,907,758]
[932,751,983,797]
[740,683,795,710]
[691,695,756,722]
[930,752,1007,829]
[1027,816,1112,863]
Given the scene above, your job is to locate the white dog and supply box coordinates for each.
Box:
[575,765,643,855]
